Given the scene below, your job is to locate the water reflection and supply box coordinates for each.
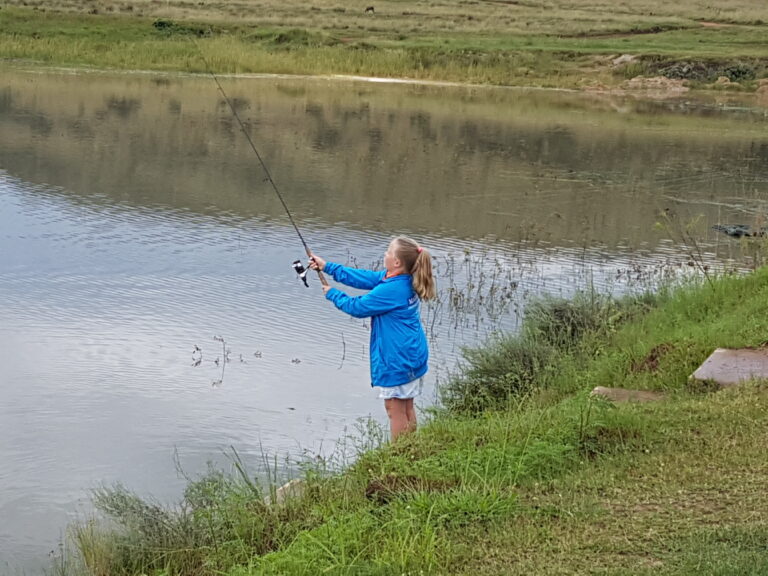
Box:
[1,69,766,247]
[0,67,767,573]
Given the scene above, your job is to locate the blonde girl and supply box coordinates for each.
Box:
[310,236,436,440]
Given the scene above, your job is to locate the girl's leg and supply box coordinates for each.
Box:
[384,398,409,441]
[405,398,417,432]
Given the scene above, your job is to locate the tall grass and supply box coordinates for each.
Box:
[68,468,315,575]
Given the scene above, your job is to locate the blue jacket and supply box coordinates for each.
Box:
[324,262,429,388]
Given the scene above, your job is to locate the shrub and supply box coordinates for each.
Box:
[152,18,212,37]
[440,333,555,413]
[440,291,657,413]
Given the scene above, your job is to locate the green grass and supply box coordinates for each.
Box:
[57,266,768,575]
[1,3,767,89]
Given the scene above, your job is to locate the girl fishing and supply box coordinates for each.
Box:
[190,46,435,439]
[309,236,436,441]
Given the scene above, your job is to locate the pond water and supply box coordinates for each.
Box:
[0,67,766,573]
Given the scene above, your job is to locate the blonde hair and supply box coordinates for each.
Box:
[393,236,436,301]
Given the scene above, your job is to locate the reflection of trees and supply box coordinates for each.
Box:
[103,95,142,119]
[1,70,766,247]
[217,96,250,114]
[0,87,12,114]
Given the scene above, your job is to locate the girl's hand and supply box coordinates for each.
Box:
[309,253,326,271]
[321,283,332,295]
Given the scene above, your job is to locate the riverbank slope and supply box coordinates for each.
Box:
[61,265,768,575]
[2,1,767,91]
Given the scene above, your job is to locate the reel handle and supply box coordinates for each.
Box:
[304,249,329,287]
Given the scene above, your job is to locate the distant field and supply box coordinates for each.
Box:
[1,0,767,88]
[4,0,767,36]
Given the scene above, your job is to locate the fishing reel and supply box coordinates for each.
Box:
[292,260,310,287]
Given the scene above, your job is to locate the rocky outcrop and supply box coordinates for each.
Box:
[621,76,689,93]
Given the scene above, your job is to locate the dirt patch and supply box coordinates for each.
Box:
[580,425,644,458]
[698,21,731,28]
[565,24,685,39]
[365,473,456,504]
[632,343,675,373]
[591,386,666,404]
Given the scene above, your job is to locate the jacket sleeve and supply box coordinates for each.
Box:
[325,283,401,318]
[324,262,385,290]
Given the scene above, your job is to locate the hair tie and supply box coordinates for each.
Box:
[417,246,423,254]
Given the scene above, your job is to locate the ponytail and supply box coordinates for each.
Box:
[393,236,436,301]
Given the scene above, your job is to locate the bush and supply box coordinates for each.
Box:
[440,333,555,413]
[440,291,658,413]
[523,291,623,351]
[152,18,212,37]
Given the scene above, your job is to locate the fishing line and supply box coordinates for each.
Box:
[189,35,328,287]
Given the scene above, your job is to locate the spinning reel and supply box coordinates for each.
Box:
[292,260,310,287]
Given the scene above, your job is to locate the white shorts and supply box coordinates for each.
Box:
[377,377,423,400]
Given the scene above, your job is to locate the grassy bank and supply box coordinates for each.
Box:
[2,1,768,90]
[57,266,768,575]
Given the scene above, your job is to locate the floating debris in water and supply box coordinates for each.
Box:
[712,224,767,238]
[191,344,202,367]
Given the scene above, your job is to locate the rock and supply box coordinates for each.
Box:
[690,348,768,388]
[265,478,305,507]
[591,386,666,403]
[713,76,740,88]
[757,83,768,103]
[612,54,638,67]
[622,76,689,93]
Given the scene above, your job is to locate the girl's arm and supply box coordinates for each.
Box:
[323,262,385,290]
[325,282,400,318]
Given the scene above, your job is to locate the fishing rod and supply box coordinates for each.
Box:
[189,35,328,288]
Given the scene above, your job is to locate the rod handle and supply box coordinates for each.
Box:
[306,248,330,287]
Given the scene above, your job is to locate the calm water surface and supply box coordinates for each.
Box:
[1,68,767,572]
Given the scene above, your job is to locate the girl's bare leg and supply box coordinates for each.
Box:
[384,398,410,441]
[405,398,417,432]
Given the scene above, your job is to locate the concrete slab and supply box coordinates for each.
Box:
[591,386,666,403]
[690,347,768,388]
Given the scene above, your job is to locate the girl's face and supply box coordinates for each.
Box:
[384,241,402,274]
